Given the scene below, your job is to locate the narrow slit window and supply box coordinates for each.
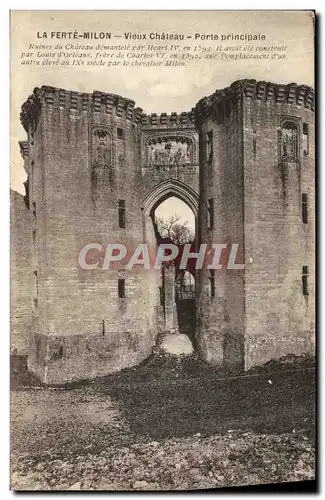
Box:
[118,278,126,299]
[302,193,308,224]
[32,230,36,243]
[303,122,309,155]
[206,131,213,162]
[159,286,164,306]
[33,270,38,307]
[302,266,308,296]
[207,198,214,230]
[32,202,36,218]
[118,199,126,228]
[209,269,215,298]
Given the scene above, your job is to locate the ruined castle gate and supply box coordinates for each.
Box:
[142,178,199,339]
[12,80,315,384]
[140,115,199,341]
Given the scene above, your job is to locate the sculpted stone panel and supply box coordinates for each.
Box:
[91,128,112,168]
[279,118,300,162]
[148,138,191,167]
[143,132,198,167]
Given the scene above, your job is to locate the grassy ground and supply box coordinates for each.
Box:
[10,353,316,491]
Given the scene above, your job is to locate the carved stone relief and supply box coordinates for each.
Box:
[279,119,300,162]
[143,132,197,167]
[91,128,112,169]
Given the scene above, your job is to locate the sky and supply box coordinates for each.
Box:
[155,197,195,230]
[10,10,314,225]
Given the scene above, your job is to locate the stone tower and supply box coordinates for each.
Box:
[20,87,160,383]
[13,79,315,383]
[195,80,315,371]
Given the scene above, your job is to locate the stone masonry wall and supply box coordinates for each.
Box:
[242,81,315,368]
[14,79,315,383]
[10,188,32,355]
[195,80,315,372]
[20,87,159,383]
[195,82,245,372]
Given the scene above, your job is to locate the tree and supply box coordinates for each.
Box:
[155,214,196,297]
[155,213,195,245]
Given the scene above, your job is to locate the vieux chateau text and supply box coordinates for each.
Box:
[36,31,266,42]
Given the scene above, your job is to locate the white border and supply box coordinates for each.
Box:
[2,2,323,498]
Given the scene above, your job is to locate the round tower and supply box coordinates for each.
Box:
[195,80,315,372]
[21,86,157,383]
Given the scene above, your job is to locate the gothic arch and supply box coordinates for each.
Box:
[142,178,199,217]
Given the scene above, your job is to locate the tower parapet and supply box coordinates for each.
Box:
[195,79,315,125]
[141,110,195,129]
[20,86,144,133]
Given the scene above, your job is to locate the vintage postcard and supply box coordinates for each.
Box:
[10,10,315,491]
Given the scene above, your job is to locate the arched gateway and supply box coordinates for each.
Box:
[142,178,199,217]
[142,179,199,350]
[14,80,315,383]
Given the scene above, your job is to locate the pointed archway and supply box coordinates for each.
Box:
[142,179,199,344]
[142,178,199,217]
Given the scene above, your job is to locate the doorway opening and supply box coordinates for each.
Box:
[175,270,196,342]
[152,196,196,344]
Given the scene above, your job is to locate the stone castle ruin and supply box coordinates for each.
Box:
[11,79,315,384]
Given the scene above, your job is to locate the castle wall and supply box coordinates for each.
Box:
[16,79,315,383]
[10,188,32,355]
[195,80,315,372]
[242,82,315,368]
[25,101,51,380]
[21,87,159,384]
[195,84,245,371]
